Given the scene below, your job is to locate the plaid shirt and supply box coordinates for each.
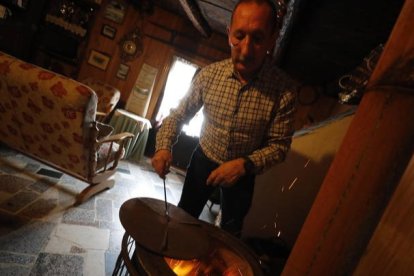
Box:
[156,58,298,174]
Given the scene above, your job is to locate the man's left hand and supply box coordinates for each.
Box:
[206,158,246,187]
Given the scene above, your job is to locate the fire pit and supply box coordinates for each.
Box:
[113,197,264,275]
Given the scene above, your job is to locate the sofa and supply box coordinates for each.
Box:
[0,51,134,204]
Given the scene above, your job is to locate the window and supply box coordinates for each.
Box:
[156,56,204,137]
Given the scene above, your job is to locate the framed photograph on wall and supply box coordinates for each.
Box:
[116,63,129,80]
[101,24,117,39]
[104,0,126,24]
[87,50,111,71]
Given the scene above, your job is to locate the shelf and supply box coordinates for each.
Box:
[45,14,87,37]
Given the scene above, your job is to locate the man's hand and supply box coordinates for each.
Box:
[151,149,172,179]
[206,158,246,187]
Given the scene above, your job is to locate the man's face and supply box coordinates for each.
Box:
[228,2,276,81]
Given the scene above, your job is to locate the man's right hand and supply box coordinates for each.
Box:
[151,149,172,179]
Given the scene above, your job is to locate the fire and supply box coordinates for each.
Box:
[165,259,201,275]
[164,244,253,276]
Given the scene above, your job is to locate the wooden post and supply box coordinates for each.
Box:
[282,0,414,275]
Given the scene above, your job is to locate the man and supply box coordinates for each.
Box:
[152,0,298,237]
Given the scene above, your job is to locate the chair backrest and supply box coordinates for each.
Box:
[0,51,98,178]
[82,78,121,121]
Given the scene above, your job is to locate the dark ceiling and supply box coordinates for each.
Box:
[143,0,404,96]
[152,0,235,35]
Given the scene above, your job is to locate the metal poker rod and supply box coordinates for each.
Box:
[163,178,169,217]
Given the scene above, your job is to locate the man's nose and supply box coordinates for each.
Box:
[240,37,254,57]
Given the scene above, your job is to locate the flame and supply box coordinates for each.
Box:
[166,258,201,275]
[164,243,253,276]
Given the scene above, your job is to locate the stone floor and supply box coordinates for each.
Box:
[0,145,219,276]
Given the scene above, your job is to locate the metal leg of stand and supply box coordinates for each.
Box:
[112,232,139,276]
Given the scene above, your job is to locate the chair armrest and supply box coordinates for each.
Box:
[97,132,134,144]
[96,111,108,123]
[94,132,134,173]
[96,121,114,140]
[96,111,107,116]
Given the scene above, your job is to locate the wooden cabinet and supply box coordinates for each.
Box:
[31,0,100,78]
[0,0,47,59]
[0,0,100,78]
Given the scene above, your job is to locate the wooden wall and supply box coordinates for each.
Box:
[73,0,352,128]
[0,0,380,129]
[77,0,229,119]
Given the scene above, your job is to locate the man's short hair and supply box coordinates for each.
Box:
[231,0,285,33]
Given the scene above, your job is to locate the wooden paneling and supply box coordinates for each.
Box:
[78,0,229,119]
[353,153,414,275]
[78,0,146,103]
[77,0,347,126]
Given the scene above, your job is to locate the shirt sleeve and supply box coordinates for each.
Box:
[155,71,205,152]
[248,85,298,174]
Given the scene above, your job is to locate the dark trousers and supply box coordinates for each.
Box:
[178,146,255,237]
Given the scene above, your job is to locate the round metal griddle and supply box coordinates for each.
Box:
[135,220,264,276]
[119,197,210,260]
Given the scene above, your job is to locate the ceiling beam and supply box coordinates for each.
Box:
[178,0,212,37]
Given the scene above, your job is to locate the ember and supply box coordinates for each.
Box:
[164,240,253,276]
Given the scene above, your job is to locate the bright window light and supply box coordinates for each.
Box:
[156,56,204,137]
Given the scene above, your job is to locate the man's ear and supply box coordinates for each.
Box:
[227,26,232,47]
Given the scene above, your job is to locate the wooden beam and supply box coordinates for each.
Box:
[282,0,414,274]
[178,0,212,37]
[145,20,228,53]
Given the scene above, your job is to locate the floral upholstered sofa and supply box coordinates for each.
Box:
[0,51,133,204]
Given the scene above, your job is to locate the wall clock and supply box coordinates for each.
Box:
[119,28,143,62]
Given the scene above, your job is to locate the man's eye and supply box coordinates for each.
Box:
[234,32,244,40]
[252,35,265,45]
[234,36,243,42]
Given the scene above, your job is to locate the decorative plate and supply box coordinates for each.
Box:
[119,28,143,62]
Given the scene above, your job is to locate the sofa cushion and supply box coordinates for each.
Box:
[0,54,26,152]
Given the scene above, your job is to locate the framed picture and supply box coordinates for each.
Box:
[101,24,117,39]
[87,50,111,71]
[104,0,126,24]
[116,63,129,80]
